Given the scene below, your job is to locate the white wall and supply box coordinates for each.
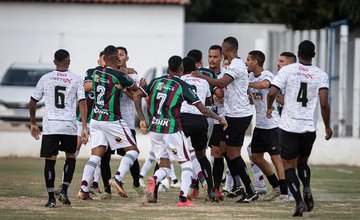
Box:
[0,2,184,78]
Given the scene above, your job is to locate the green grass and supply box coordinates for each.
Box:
[0,157,359,219]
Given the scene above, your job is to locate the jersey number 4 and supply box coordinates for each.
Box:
[297,82,308,107]
[55,86,66,109]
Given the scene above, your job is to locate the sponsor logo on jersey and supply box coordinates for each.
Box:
[151,117,170,126]
[171,147,178,155]
[115,136,122,142]
[93,105,109,115]
[156,82,174,91]
[93,73,110,84]
[294,72,314,79]
[50,76,72,84]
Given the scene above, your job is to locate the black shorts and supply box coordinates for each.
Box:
[209,124,224,147]
[40,134,77,158]
[221,115,252,147]
[107,129,137,156]
[280,129,316,160]
[251,127,280,155]
[181,113,208,151]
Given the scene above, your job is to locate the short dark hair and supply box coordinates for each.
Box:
[298,40,315,59]
[99,51,104,57]
[183,56,196,73]
[187,49,202,63]
[280,52,297,63]
[116,46,128,55]
[223,37,238,51]
[168,55,183,72]
[54,49,69,62]
[209,45,222,53]
[103,45,118,57]
[248,50,265,67]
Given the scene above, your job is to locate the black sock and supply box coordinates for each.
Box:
[229,156,255,194]
[153,163,159,174]
[213,158,224,189]
[101,153,112,194]
[130,159,140,187]
[62,158,76,193]
[297,162,311,189]
[285,168,303,205]
[279,179,288,195]
[198,157,214,191]
[44,159,56,200]
[266,173,280,189]
[154,183,160,200]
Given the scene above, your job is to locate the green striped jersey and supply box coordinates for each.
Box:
[140,75,201,134]
[91,66,135,121]
[76,68,96,123]
[199,67,216,93]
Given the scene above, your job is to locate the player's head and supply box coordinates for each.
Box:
[183,56,196,74]
[208,45,222,70]
[54,49,70,68]
[246,50,265,72]
[97,51,105,67]
[298,40,315,61]
[222,37,238,59]
[187,49,203,67]
[168,55,183,76]
[103,45,119,66]
[117,46,129,68]
[277,52,296,70]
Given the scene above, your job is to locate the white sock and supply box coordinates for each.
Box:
[225,168,233,187]
[93,162,101,183]
[115,150,139,182]
[180,161,193,196]
[81,155,101,192]
[153,167,171,184]
[247,145,266,188]
[169,161,178,181]
[140,151,155,177]
[190,151,202,179]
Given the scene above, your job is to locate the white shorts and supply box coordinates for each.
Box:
[77,121,90,137]
[89,119,136,151]
[149,131,191,163]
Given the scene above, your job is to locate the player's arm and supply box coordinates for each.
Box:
[248,79,270,89]
[266,85,280,118]
[319,89,333,140]
[195,102,227,130]
[133,89,148,134]
[29,97,41,140]
[213,87,224,99]
[78,99,88,144]
[83,81,92,92]
[275,93,284,105]
[193,70,233,88]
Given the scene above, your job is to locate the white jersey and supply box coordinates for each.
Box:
[271,63,329,133]
[31,70,85,135]
[213,67,226,124]
[180,74,211,115]
[249,70,279,129]
[120,73,141,130]
[223,58,253,118]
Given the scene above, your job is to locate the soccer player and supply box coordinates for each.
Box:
[78,45,139,200]
[267,40,333,216]
[192,37,258,203]
[29,49,88,207]
[133,55,227,207]
[246,50,287,201]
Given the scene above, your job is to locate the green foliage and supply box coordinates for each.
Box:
[185,0,360,29]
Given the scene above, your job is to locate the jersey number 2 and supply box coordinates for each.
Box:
[297,82,308,107]
[55,86,66,109]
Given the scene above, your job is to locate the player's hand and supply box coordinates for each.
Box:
[266,108,273,119]
[140,78,147,87]
[325,127,333,140]
[115,84,125,90]
[213,96,224,104]
[140,120,148,135]
[218,118,228,130]
[30,124,41,140]
[127,68,137,74]
[81,127,88,145]
[191,70,202,78]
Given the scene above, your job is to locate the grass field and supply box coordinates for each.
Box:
[0,157,359,219]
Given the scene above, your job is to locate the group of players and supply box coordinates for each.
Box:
[29,36,332,217]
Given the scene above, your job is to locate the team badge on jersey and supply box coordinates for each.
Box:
[171,148,178,155]
[115,136,122,142]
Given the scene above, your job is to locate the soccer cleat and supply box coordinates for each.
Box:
[191,188,200,199]
[227,186,245,198]
[206,190,220,203]
[145,176,156,203]
[77,189,92,200]
[139,178,146,187]
[90,185,101,195]
[236,193,259,203]
[261,188,281,201]
[214,188,224,201]
[58,190,71,205]
[255,186,268,195]
[303,187,314,212]
[133,186,144,198]
[222,184,232,195]
[100,192,112,200]
[293,201,307,217]
[54,186,62,196]
[109,177,128,198]
[275,194,291,202]
[45,198,56,208]
[178,199,195,207]
[158,183,168,192]
[170,180,181,188]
